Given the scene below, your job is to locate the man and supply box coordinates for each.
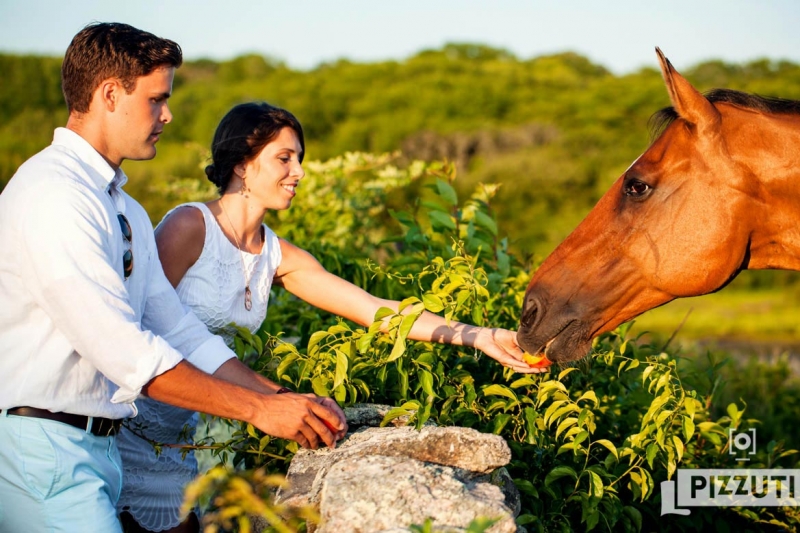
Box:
[0,22,345,532]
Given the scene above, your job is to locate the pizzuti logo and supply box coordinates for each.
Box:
[661,428,800,515]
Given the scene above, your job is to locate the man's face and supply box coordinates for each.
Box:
[110,66,175,164]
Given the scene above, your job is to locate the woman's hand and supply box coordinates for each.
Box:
[474,328,551,374]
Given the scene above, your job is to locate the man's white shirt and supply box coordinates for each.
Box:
[0,128,235,418]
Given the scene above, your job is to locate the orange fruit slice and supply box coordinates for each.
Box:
[523,352,552,368]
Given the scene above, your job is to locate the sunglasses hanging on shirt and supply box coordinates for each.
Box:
[117,213,133,280]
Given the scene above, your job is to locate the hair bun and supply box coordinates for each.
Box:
[204,163,218,185]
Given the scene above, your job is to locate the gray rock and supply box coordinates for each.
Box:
[277,425,512,509]
[316,455,517,533]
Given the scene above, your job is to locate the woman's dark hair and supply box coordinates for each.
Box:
[205,102,305,194]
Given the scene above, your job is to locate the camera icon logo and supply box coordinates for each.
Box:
[728,428,756,462]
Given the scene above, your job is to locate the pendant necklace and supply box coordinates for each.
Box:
[219,200,259,311]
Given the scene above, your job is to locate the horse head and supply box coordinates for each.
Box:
[517,48,800,364]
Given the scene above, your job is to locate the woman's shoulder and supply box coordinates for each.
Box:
[159,204,206,234]
[154,204,207,259]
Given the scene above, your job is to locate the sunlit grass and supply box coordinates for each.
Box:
[628,288,800,344]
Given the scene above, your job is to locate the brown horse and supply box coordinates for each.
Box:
[517,48,800,364]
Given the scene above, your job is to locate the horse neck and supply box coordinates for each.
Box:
[745,113,800,272]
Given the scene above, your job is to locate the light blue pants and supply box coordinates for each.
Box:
[0,410,123,532]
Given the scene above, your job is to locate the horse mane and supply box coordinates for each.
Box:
[649,88,800,139]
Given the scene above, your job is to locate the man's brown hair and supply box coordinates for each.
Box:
[61,22,183,113]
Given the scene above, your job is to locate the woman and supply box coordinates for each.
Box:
[117,102,539,532]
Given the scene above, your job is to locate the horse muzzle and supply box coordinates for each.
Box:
[517,289,594,364]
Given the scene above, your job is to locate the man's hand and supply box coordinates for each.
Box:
[475,328,550,374]
[252,392,346,449]
[305,395,348,440]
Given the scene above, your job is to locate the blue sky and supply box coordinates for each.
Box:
[1,0,799,74]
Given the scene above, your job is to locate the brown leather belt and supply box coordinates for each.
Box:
[4,406,122,437]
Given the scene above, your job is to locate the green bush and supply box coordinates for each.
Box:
[173,154,798,532]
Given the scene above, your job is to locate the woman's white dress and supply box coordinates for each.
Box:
[116,202,282,531]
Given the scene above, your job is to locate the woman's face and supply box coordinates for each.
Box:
[240,127,304,211]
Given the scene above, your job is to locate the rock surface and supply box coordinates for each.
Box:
[317,454,517,533]
[254,403,521,532]
[277,424,511,509]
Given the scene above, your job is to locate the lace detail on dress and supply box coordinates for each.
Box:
[117,202,282,530]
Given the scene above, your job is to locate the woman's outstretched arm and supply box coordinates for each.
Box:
[274,239,542,374]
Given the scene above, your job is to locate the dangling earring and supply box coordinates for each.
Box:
[240,174,249,196]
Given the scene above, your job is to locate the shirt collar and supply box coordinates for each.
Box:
[52,127,128,192]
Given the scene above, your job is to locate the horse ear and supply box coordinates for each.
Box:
[655,47,720,130]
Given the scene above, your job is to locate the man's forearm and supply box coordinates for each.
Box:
[142,360,261,422]
[212,358,283,395]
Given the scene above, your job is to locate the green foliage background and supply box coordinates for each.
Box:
[4,46,800,531]
[182,156,799,532]
[5,44,800,263]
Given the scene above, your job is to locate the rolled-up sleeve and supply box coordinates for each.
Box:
[20,180,184,403]
[142,281,236,374]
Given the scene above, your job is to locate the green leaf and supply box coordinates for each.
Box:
[471,303,484,325]
[422,293,445,312]
[334,384,346,403]
[646,442,658,469]
[682,415,695,442]
[328,323,351,335]
[492,413,512,434]
[356,332,375,354]
[398,309,421,338]
[576,390,599,407]
[510,376,538,389]
[587,471,603,499]
[513,480,539,499]
[551,405,580,427]
[275,353,298,380]
[586,509,600,531]
[623,506,643,533]
[380,401,421,427]
[419,369,437,400]
[573,430,590,447]
[374,307,396,321]
[556,417,578,439]
[593,439,619,459]
[387,337,407,363]
[483,384,518,401]
[558,367,578,380]
[308,330,329,349]
[311,376,330,397]
[672,435,685,461]
[429,210,457,231]
[545,465,578,487]
[233,336,245,357]
[684,397,697,418]
[435,178,458,206]
[543,400,566,426]
[420,200,449,213]
[523,407,539,444]
[473,210,498,236]
[333,348,348,390]
[654,372,671,393]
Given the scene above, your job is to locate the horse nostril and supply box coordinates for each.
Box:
[520,295,539,329]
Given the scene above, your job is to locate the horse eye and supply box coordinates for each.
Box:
[624,179,652,198]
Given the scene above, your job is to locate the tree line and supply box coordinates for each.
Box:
[3,43,800,267]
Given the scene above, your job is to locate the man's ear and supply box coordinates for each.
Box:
[97,79,122,112]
